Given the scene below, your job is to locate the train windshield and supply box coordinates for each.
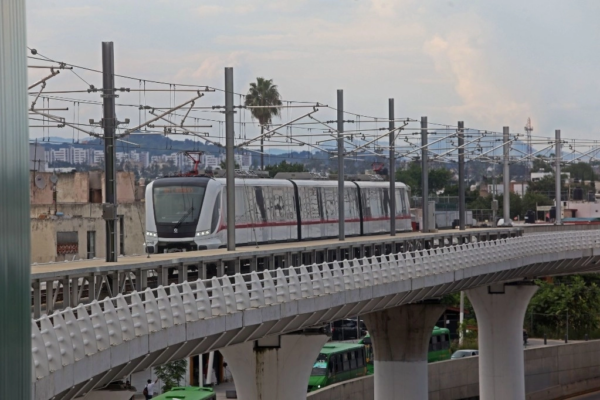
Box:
[311,353,328,376]
[153,186,206,224]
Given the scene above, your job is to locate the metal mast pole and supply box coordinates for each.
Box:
[503,126,512,226]
[102,42,118,262]
[0,2,31,397]
[421,116,429,233]
[337,90,345,241]
[225,67,236,250]
[555,129,562,225]
[459,291,465,346]
[458,121,465,230]
[389,99,396,236]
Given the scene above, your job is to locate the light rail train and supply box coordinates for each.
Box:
[144,177,412,253]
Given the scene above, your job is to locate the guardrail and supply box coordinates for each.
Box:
[32,230,600,385]
[31,228,522,317]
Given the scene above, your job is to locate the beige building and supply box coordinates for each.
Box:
[30,170,146,264]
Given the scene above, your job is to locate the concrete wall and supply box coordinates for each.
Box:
[30,203,145,263]
[308,341,600,400]
[30,171,136,205]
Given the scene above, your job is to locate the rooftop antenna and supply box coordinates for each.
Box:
[525,118,533,167]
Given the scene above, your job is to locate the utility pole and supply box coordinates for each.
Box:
[102,42,118,262]
[389,99,396,236]
[421,116,429,233]
[1,1,31,397]
[555,129,562,225]
[337,90,345,241]
[225,68,236,250]
[503,126,512,226]
[458,121,465,230]
[459,291,465,346]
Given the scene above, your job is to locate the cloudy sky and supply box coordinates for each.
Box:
[27,0,600,145]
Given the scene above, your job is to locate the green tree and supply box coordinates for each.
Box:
[521,192,552,213]
[244,78,282,170]
[532,156,552,172]
[527,276,600,339]
[264,160,306,177]
[219,159,240,169]
[154,359,187,393]
[395,163,453,195]
[528,174,566,195]
[564,162,596,182]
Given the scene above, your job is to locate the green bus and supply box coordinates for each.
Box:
[308,343,368,392]
[152,386,216,400]
[360,326,451,374]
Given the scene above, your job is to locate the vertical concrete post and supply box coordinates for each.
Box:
[502,127,512,225]
[458,121,465,230]
[362,304,445,400]
[220,334,329,400]
[225,67,236,250]
[337,89,345,241]
[389,98,396,235]
[0,1,31,397]
[555,129,562,225]
[467,284,538,400]
[421,117,429,233]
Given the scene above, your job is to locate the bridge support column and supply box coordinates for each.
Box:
[363,304,445,400]
[467,283,538,400]
[220,333,328,400]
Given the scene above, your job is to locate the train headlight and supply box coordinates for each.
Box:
[146,231,157,237]
[196,230,210,236]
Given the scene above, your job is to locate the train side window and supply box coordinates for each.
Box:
[428,336,434,352]
[357,349,364,367]
[333,354,341,373]
[254,187,267,222]
[382,188,390,217]
[342,352,350,371]
[350,351,357,370]
[442,334,450,350]
[432,335,439,351]
[395,189,405,215]
[211,193,221,233]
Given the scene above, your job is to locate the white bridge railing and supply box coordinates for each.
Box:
[32,231,600,382]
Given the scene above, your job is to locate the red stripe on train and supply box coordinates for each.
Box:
[217,215,411,232]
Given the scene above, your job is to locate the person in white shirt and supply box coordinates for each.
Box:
[144,378,158,399]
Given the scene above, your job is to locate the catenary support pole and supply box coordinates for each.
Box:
[555,129,562,225]
[389,99,396,235]
[337,89,345,241]
[362,304,445,400]
[459,291,465,346]
[421,116,429,233]
[467,284,538,400]
[458,121,465,230]
[502,126,512,226]
[0,2,31,398]
[102,42,118,261]
[225,68,236,250]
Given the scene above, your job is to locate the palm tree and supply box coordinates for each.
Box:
[244,78,282,170]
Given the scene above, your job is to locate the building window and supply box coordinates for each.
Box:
[119,215,125,256]
[87,231,96,259]
[57,232,78,255]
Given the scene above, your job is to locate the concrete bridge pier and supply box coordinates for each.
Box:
[467,283,538,400]
[220,333,328,400]
[362,304,446,400]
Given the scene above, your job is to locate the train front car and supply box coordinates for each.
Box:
[144,177,223,253]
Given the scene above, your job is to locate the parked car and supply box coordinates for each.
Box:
[451,349,479,359]
[330,319,368,341]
